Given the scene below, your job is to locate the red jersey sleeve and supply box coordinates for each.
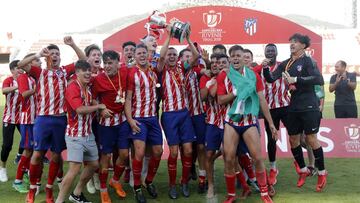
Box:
[193,65,203,75]
[2,77,12,89]
[253,65,263,75]
[64,63,75,78]
[254,72,264,92]
[65,82,83,111]
[216,71,227,96]
[199,75,210,89]
[17,74,30,94]
[29,66,42,80]
[127,68,136,92]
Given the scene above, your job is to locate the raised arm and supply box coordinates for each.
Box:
[18,48,49,72]
[157,29,172,72]
[186,35,200,67]
[262,58,284,83]
[64,36,86,60]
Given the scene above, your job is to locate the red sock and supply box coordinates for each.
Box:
[15,156,28,180]
[256,170,268,194]
[199,175,206,183]
[36,163,44,183]
[47,161,60,186]
[168,155,177,186]
[239,154,255,179]
[99,170,109,189]
[132,158,143,187]
[29,163,41,186]
[225,174,236,196]
[181,156,192,184]
[145,156,161,183]
[113,164,125,182]
[236,171,250,190]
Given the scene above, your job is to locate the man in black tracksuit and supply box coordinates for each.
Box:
[262,33,327,192]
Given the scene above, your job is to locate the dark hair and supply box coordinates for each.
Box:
[210,53,219,60]
[228,45,244,56]
[102,50,120,61]
[47,44,60,51]
[242,49,253,58]
[122,41,136,49]
[9,60,19,70]
[135,43,148,51]
[179,48,191,58]
[84,44,101,57]
[265,43,277,49]
[212,44,227,53]
[75,60,91,71]
[216,53,229,60]
[338,60,347,68]
[289,33,311,49]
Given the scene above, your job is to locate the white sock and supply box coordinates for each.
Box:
[270,161,276,169]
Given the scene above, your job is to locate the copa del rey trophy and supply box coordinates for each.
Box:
[145,10,191,43]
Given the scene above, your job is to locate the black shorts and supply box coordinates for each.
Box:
[286,111,321,135]
[334,105,358,118]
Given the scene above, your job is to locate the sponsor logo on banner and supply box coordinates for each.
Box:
[343,124,360,153]
[199,10,225,42]
[244,18,257,36]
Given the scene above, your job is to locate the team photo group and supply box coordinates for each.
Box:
[0,19,328,203]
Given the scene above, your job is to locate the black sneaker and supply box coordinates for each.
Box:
[134,188,146,203]
[69,192,91,203]
[190,164,197,181]
[14,154,21,165]
[145,183,158,198]
[180,183,190,197]
[198,181,206,194]
[43,156,50,165]
[168,185,178,199]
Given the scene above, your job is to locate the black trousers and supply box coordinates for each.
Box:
[264,107,289,162]
[1,122,22,163]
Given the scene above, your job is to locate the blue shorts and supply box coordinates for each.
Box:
[20,124,34,149]
[98,121,131,154]
[129,116,163,146]
[226,123,258,155]
[205,124,224,151]
[33,115,67,154]
[161,109,196,146]
[191,114,206,145]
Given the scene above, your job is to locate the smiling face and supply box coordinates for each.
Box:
[135,47,148,67]
[217,57,229,70]
[210,57,219,75]
[76,67,91,84]
[180,50,192,63]
[165,48,178,67]
[265,45,277,63]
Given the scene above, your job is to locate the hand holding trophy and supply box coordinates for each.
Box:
[145,10,191,43]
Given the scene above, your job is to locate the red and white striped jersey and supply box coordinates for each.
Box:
[2,77,21,124]
[253,63,290,109]
[17,74,36,124]
[216,71,264,127]
[199,75,223,128]
[65,80,93,137]
[98,112,126,126]
[161,65,188,112]
[127,67,158,118]
[29,64,75,116]
[184,69,204,116]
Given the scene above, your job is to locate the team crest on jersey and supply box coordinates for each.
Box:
[55,69,64,77]
[296,65,303,72]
